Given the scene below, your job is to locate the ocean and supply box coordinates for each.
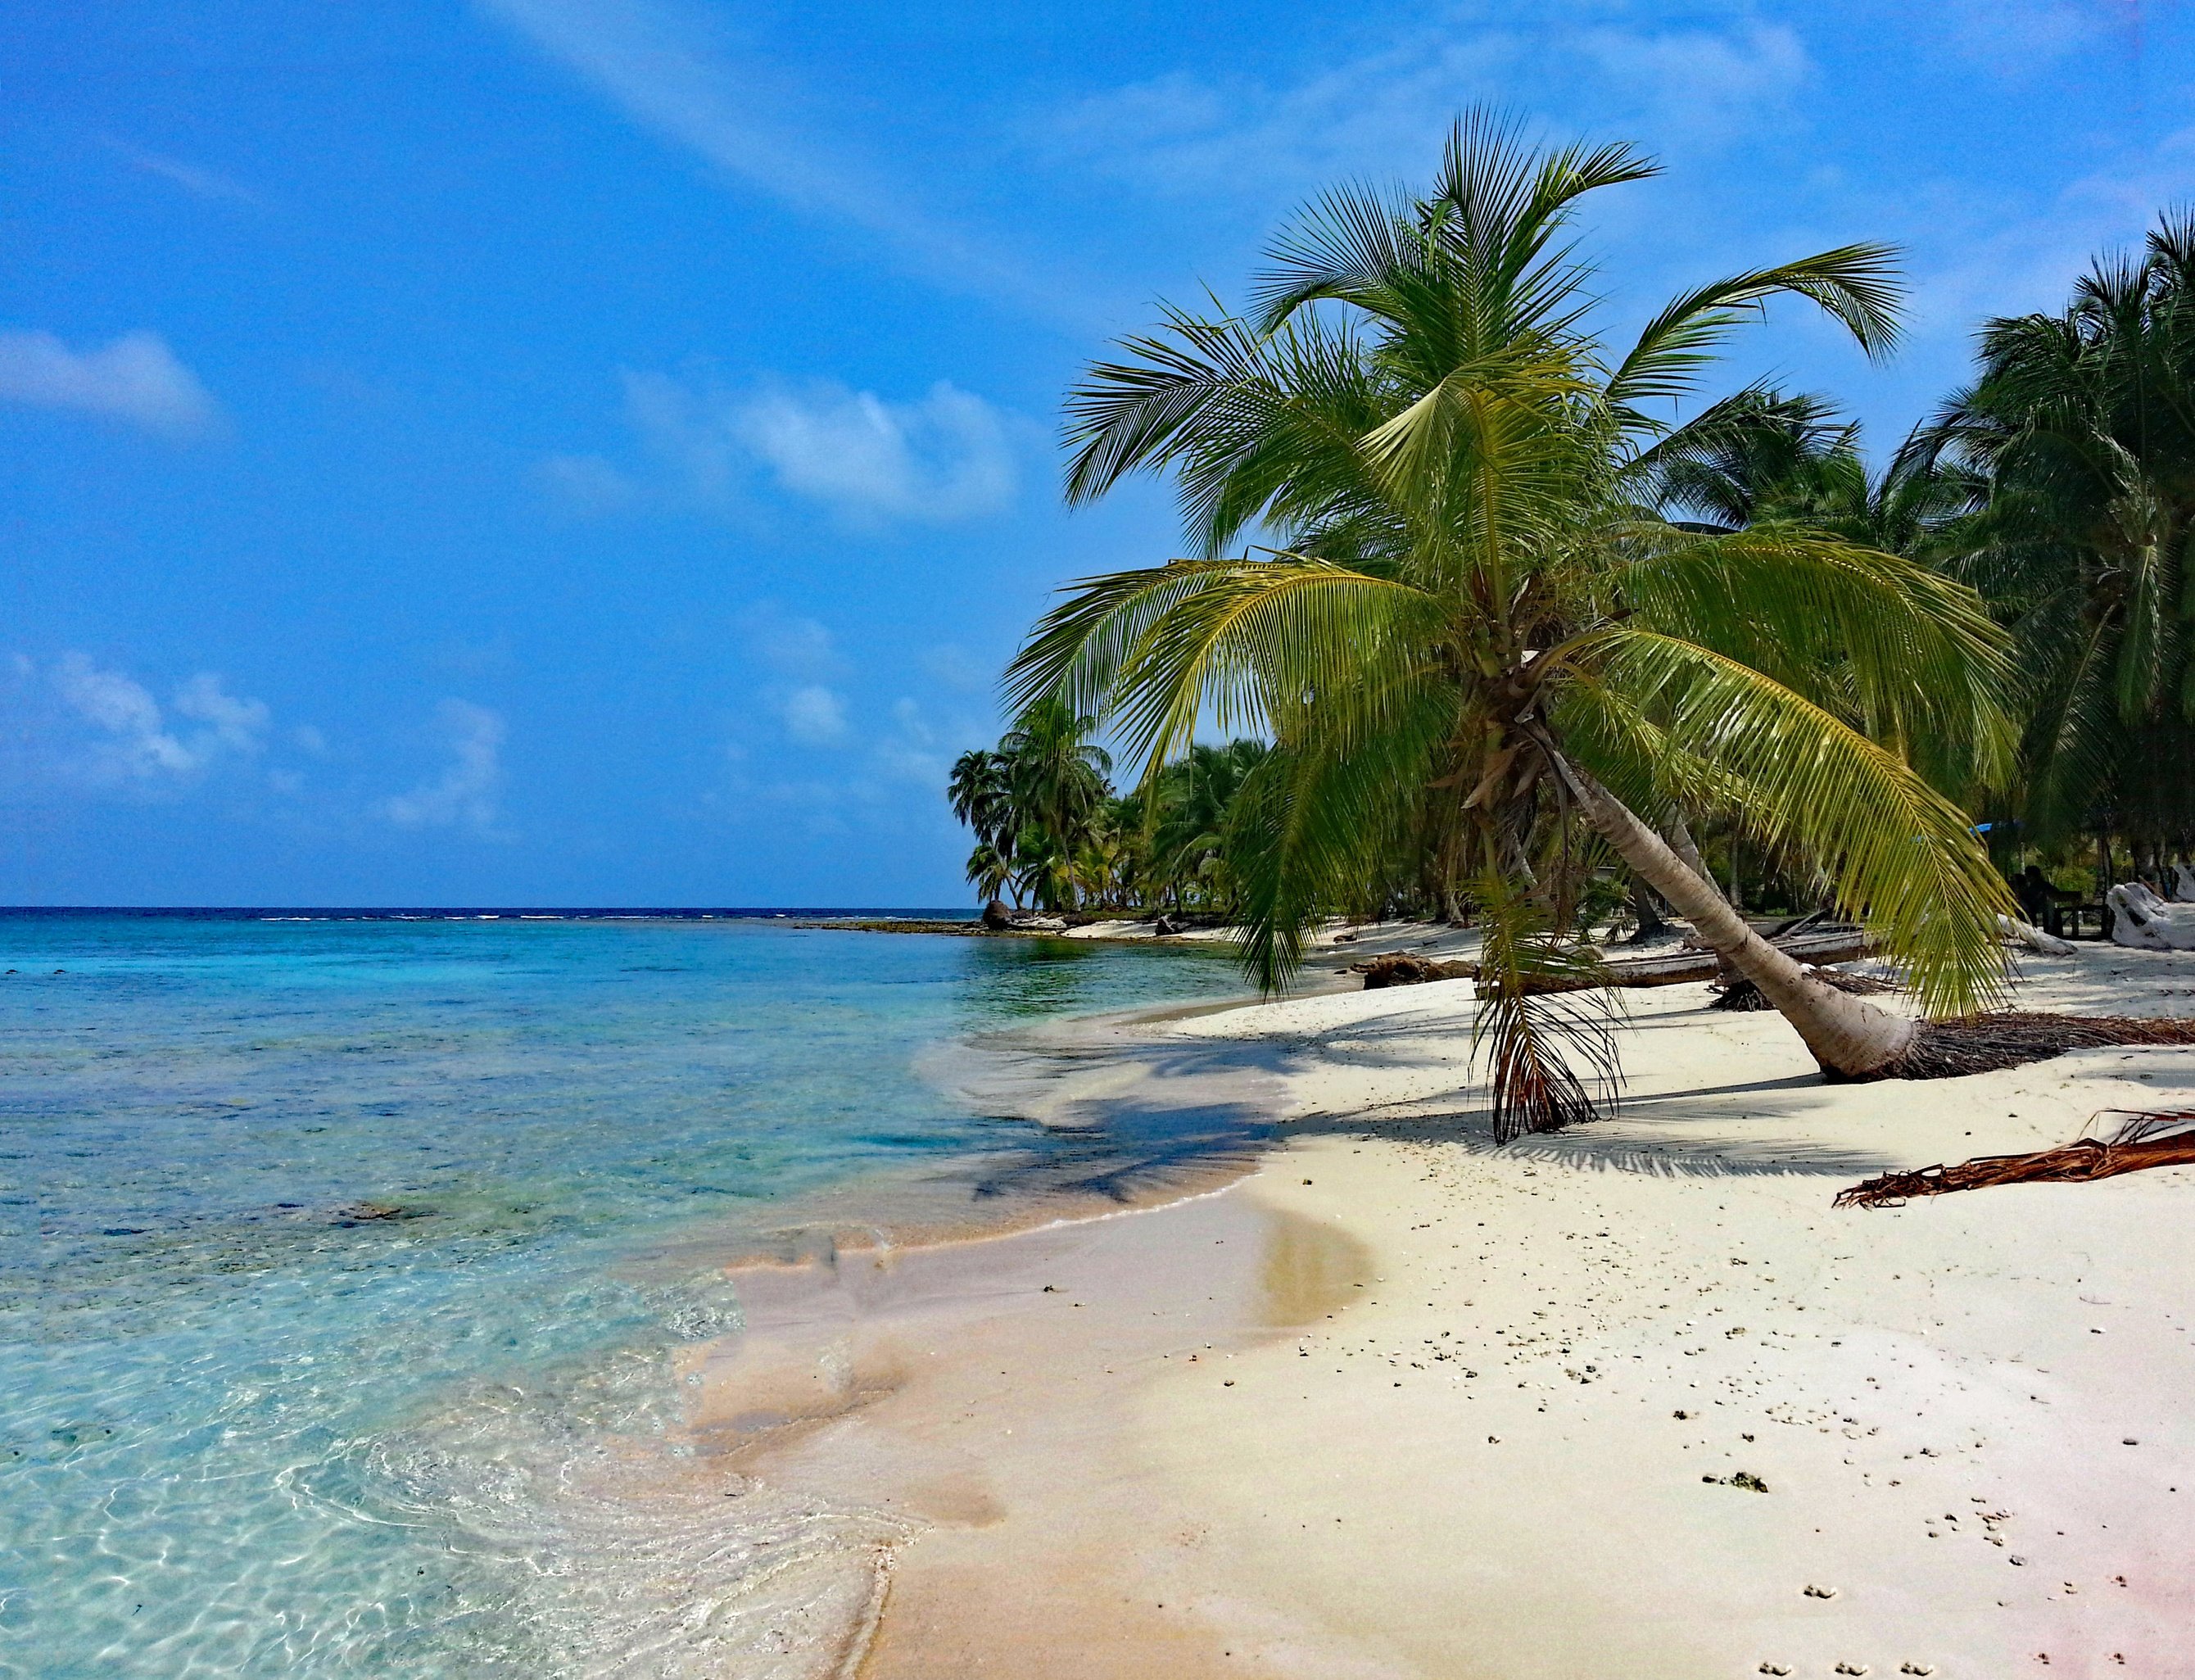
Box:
[0,911,1251,1676]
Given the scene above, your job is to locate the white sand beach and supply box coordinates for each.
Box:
[681,945,2195,1679]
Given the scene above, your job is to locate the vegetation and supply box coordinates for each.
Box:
[946,114,2195,1133]
[950,701,1269,916]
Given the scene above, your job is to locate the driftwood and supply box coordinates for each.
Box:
[1998,912,2078,956]
[1836,1111,2195,1207]
[2109,881,2195,950]
[1356,952,1476,988]
[1353,926,1873,993]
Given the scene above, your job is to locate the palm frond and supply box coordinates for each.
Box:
[1469,876,1624,1143]
[1573,628,2016,1017]
[1605,247,1905,411]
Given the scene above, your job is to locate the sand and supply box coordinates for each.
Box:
[677,941,2195,1679]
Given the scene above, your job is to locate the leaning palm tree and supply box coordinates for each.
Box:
[1009,114,2024,1127]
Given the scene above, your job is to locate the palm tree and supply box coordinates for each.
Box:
[1000,698,1112,910]
[1921,215,2195,871]
[1009,113,2021,1127]
[1150,739,1270,910]
[949,747,1018,907]
[1648,388,1980,562]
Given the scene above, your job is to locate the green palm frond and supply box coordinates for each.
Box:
[1610,525,2019,781]
[1606,247,1905,413]
[1573,628,2016,1016]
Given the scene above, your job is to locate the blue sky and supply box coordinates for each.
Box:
[2,0,2188,906]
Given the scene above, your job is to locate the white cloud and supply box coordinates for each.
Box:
[383,700,505,831]
[618,370,1021,523]
[0,330,220,438]
[780,683,849,745]
[874,696,948,786]
[49,655,268,782]
[1047,15,1807,198]
[173,672,271,753]
[99,134,260,204]
[473,0,1073,320]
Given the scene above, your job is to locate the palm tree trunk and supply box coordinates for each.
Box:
[1550,754,1917,1078]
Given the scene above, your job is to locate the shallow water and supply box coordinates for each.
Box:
[0,913,1250,1676]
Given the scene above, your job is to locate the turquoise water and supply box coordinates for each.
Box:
[0,913,1248,1676]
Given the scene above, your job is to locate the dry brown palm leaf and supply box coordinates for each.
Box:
[1835,1110,2195,1208]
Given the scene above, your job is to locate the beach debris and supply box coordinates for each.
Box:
[1803,1583,1839,1599]
[1872,1012,2195,1080]
[2107,881,2195,950]
[1355,952,1474,988]
[1703,1470,1768,1492]
[1998,912,2077,956]
[1835,1110,2195,1207]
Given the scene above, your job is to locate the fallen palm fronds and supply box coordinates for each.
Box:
[1877,1012,2195,1080]
[1836,1111,2195,1207]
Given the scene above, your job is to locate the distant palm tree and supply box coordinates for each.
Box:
[1648,388,1979,562]
[949,747,1019,908]
[1012,113,2019,1127]
[999,698,1112,909]
[1921,215,2195,867]
[1151,739,1269,909]
[1642,387,1992,799]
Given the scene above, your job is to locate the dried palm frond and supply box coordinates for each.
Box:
[1470,880,1624,1142]
[1836,1110,2195,1207]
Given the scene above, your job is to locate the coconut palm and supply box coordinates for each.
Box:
[1149,739,1270,909]
[949,747,1019,907]
[1920,215,2195,867]
[1648,388,1981,561]
[1008,113,2021,1126]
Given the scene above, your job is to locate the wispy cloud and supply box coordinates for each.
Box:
[383,700,505,832]
[475,0,1075,320]
[724,378,1018,524]
[1903,125,2195,339]
[0,330,220,438]
[1927,0,2117,79]
[99,134,260,205]
[1046,14,1807,199]
[49,655,268,782]
[586,369,1022,525]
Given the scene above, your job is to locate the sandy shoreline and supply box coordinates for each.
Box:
[664,941,2195,1678]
